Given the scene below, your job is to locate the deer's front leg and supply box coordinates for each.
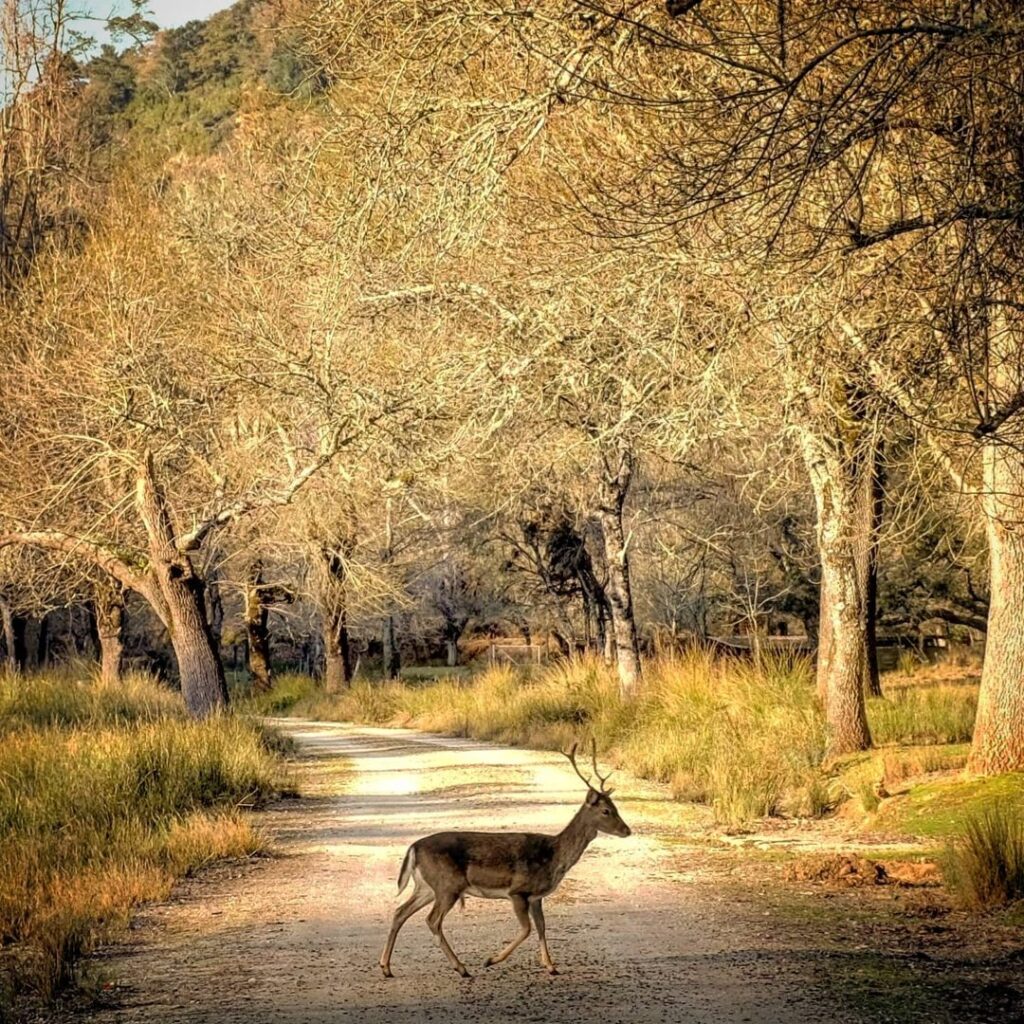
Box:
[484,895,531,967]
[529,899,558,975]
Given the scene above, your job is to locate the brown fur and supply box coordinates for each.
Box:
[380,783,630,979]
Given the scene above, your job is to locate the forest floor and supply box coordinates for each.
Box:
[51,720,1024,1024]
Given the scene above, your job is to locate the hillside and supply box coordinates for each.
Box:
[79,0,323,160]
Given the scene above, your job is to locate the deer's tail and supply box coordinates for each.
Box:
[397,844,416,894]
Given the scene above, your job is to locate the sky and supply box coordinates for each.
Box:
[85,0,233,39]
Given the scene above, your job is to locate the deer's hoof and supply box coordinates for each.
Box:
[380,965,394,979]
[546,967,560,976]
[483,957,495,968]
[458,967,473,979]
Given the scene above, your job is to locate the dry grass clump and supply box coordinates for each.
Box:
[942,803,1024,910]
[0,671,281,1003]
[0,664,182,731]
[868,683,977,746]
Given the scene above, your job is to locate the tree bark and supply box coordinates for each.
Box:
[35,614,49,668]
[0,598,17,674]
[136,453,227,716]
[323,602,353,692]
[206,562,225,661]
[597,451,642,696]
[379,497,401,681]
[857,437,885,698]
[93,582,126,685]
[446,638,458,667]
[968,440,1024,774]
[804,439,873,757]
[11,614,27,673]
[244,562,274,694]
[382,615,400,680]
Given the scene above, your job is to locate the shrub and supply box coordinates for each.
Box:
[943,803,1024,910]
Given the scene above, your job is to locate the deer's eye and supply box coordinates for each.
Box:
[601,808,611,815]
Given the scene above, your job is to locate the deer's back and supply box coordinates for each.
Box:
[413,831,558,897]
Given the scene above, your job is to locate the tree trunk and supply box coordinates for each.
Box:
[382,615,400,680]
[597,454,642,696]
[804,442,873,757]
[206,563,225,661]
[137,454,227,716]
[446,638,458,668]
[244,562,273,694]
[968,441,1024,774]
[163,573,228,715]
[856,437,885,698]
[602,617,615,665]
[11,614,27,673]
[323,602,353,692]
[0,599,17,674]
[817,538,873,755]
[94,583,126,685]
[35,614,49,668]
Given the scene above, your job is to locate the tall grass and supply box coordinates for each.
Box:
[943,803,1024,910]
[0,670,284,1003]
[868,683,978,745]
[287,652,830,828]
[276,652,984,829]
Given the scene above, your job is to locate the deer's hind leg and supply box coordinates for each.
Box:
[484,894,531,968]
[380,879,434,978]
[426,887,471,978]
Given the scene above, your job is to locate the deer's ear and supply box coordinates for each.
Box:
[586,788,600,805]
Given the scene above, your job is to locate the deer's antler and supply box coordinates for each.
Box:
[590,739,614,793]
[565,740,614,793]
[565,742,593,789]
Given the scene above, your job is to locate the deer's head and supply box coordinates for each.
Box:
[565,742,631,838]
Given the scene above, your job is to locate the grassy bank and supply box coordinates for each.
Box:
[0,668,286,1005]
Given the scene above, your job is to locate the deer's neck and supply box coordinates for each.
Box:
[553,805,598,878]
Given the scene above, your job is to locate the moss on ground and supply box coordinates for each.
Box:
[875,773,1024,840]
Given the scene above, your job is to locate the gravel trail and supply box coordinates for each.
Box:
[72,720,866,1024]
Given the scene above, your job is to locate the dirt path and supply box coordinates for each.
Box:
[70,721,879,1024]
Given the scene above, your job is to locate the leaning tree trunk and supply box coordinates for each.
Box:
[597,453,642,697]
[93,582,126,686]
[804,440,873,757]
[137,455,228,716]
[243,562,273,694]
[968,441,1024,774]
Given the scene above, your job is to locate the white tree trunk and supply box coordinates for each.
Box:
[598,507,642,697]
[801,431,873,756]
[968,440,1024,773]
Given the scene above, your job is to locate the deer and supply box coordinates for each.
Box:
[379,741,631,979]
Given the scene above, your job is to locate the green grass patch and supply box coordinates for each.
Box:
[875,772,1024,840]
[0,670,286,1005]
